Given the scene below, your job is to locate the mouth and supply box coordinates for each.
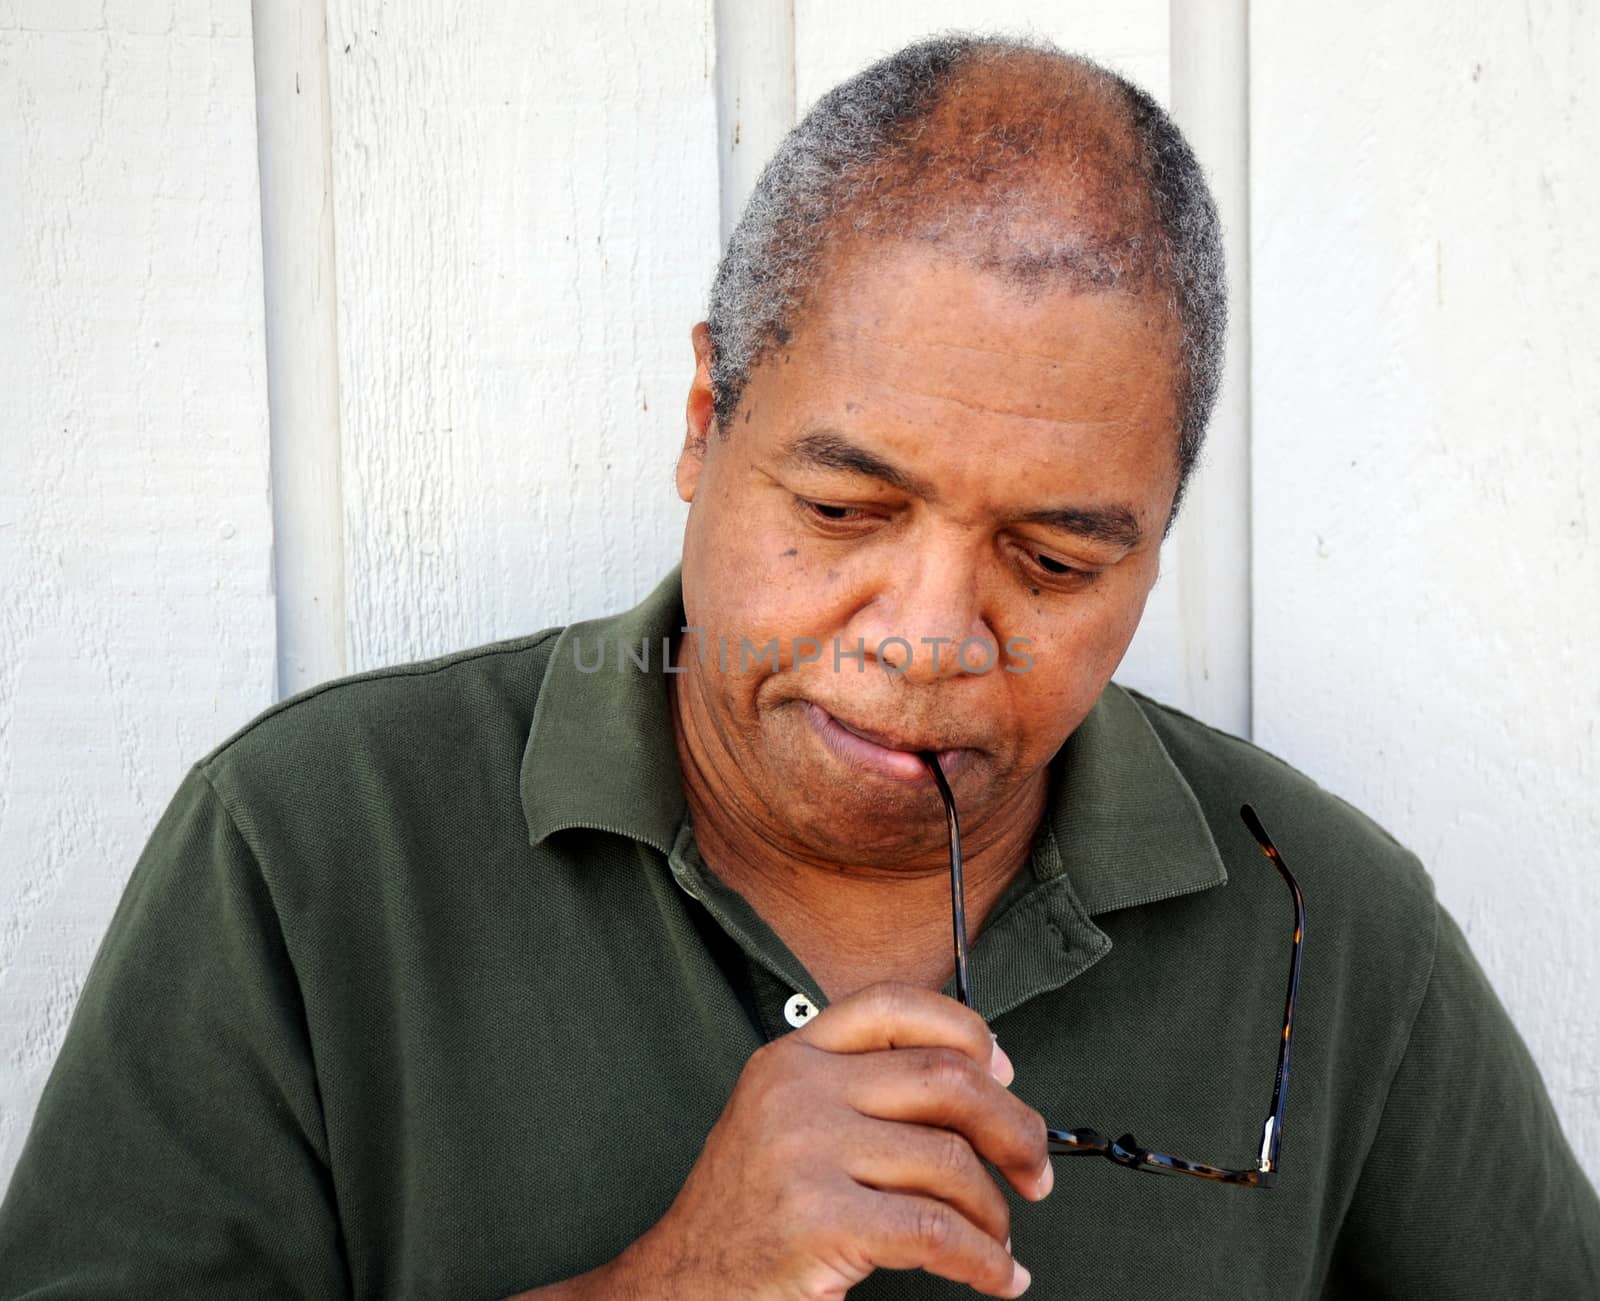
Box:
[801,701,975,783]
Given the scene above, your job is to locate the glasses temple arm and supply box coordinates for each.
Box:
[921,751,973,1009]
[1240,802,1306,1175]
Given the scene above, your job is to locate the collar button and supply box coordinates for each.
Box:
[782,992,817,1029]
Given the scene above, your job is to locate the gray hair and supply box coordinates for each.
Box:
[705,33,1227,526]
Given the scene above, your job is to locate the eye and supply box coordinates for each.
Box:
[1018,545,1101,587]
[795,497,870,527]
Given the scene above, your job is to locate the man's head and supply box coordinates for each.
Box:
[670,35,1225,866]
[705,33,1226,528]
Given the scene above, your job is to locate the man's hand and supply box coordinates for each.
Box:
[596,981,1052,1300]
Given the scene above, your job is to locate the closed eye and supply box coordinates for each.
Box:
[795,497,871,526]
[1020,546,1100,587]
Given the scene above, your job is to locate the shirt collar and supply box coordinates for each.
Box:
[521,563,1227,914]
[1036,679,1229,914]
[521,564,692,858]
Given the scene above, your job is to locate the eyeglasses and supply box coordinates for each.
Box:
[919,752,1305,1188]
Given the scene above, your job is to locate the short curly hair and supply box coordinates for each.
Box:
[705,32,1227,525]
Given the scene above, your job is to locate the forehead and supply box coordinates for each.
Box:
[732,242,1183,523]
[753,240,1180,433]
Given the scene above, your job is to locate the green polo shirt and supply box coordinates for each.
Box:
[2,565,1596,1299]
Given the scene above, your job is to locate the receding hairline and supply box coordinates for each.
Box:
[719,45,1184,416]
[716,231,1186,460]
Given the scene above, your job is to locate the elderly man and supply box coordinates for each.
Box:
[2,33,1596,1301]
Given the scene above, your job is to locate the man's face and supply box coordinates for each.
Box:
[674,241,1182,863]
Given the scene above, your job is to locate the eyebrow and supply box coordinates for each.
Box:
[780,431,939,499]
[999,503,1144,549]
[778,430,1146,550]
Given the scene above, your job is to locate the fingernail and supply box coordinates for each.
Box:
[989,1033,1015,1086]
[1004,1236,1011,1252]
[1037,1158,1054,1199]
[1008,1260,1032,1295]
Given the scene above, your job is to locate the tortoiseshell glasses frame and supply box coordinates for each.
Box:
[919,752,1305,1189]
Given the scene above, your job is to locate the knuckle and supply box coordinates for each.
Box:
[766,1123,810,1168]
[912,1201,955,1252]
[934,1128,975,1180]
[993,1196,1013,1245]
[926,1047,978,1100]
[862,979,910,1023]
[1010,1104,1049,1163]
[780,1180,831,1230]
[737,1043,822,1130]
[978,1243,1015,1293]
[987,1111,1035,1168]
[740,1040,780,1086]
[957,1013,993,1063]
[747,1036,806,1090]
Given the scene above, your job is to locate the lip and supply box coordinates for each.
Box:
[801,701,973,783]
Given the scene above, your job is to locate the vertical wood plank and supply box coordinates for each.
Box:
[0,0,273,1181]
[793,2,1169,110]
[325,0,722,671]
[253,0,348,698]
[714,0,795,246]
[1151,0,1252,737]
[1252,0,1600,1175]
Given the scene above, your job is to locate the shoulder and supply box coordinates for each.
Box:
[195,628,565,861]
[207,627,562,762]
[1113,682,1453,1140]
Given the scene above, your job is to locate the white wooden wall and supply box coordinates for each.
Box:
[2,1,1596,1193]
[1,0,277,1173]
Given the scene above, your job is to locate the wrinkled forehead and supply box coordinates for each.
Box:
[737,241,1185,503]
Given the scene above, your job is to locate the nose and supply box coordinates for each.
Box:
[845,549,999,685]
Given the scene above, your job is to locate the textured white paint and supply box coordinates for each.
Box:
[253,0,347,696]
[714,0,795,244]
[1143,0,1253,738]
[1252,2,1600,1177]
[0,1,273,1181]
[326,0,721,671]
[793,1,1169,109]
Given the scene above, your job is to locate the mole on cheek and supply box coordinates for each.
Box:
[782,548,798,558]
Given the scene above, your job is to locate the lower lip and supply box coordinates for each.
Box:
[801,702,970,783]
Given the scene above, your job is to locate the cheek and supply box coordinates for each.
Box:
[682,560,842,692]
[1019,583,1153,692]
[685,493,798,615]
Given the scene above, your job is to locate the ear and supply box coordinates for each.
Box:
[677,321,716,503]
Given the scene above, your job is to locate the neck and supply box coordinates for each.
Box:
[669,660,1049,1004]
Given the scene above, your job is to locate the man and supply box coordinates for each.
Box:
[2,33,1596,1300]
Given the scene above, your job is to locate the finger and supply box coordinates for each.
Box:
[851,1188,1031,1299]
[840,1046,1052,1200]
[841,1114,1012,1245]
[798,981,1009,1079]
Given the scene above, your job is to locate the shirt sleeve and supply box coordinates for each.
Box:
[1327,899,1600,1296]
[0,766,350,1299]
